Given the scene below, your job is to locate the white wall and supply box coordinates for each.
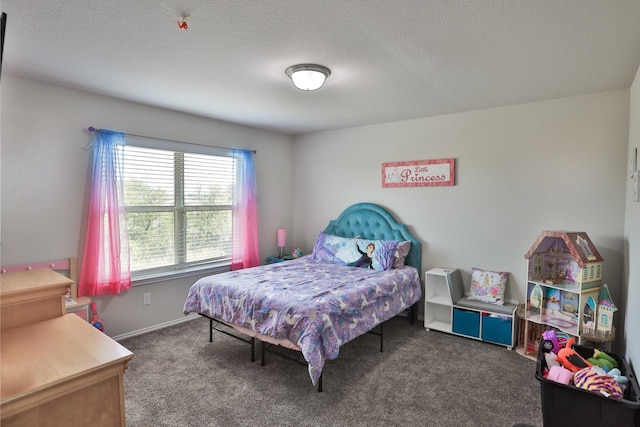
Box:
[625,65,640,370]
[293,91,631,352]
[1,75,293,337]
[2,75,635,359]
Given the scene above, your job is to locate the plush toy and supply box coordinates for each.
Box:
[556,338,592,372]
[291,247,303,258]
[586,348,618,371]
[574,366,623,399]
[607,368,629,387]
[588,357,614,372]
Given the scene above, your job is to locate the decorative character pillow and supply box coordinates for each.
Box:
[392,241,411,269]
[468,267,508,305]
[311,232,400,271]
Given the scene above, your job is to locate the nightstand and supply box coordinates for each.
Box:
[266,255,294,264]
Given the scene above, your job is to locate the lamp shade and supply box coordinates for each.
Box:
[285,64,331,91]
[277,228,286,247]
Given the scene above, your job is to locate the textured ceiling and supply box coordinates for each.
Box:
[3,1,640,135]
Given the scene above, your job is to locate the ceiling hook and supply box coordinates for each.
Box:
[178,16,190,30]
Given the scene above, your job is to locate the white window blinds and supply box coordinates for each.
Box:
[121,137,236,276]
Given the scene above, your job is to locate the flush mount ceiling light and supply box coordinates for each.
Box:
[285,64,331,91]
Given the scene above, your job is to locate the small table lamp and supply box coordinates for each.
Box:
[277,228,286,258]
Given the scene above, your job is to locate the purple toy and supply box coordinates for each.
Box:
[542,330,561,354]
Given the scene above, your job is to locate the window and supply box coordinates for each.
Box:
[122,137,237,277]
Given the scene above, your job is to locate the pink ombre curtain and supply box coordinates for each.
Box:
[78,129,131,296]
[231,149,259,270]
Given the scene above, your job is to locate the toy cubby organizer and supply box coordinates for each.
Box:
[423,268,518,349]
[520,231,616,358]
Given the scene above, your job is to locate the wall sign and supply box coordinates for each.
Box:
[382,158,455,188]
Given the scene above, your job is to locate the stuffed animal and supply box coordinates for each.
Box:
[607,368,629,387]
[574,366,623,399]
[556,338,592,372]
[587,349,618,370]
[588,356,614,372]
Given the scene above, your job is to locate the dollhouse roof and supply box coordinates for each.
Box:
[598,284,617,311]
[524,231,604,268]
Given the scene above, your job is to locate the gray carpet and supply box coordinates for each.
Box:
[120,315,543,427]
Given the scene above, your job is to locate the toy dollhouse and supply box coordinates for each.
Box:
[521,231,614,356]
[582,283,617,334]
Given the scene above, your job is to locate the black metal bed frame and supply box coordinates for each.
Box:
[199,302,417,392]
[201,315,257,361]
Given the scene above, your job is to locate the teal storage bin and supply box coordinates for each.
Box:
[480,313,512,346]
[452,308,480,338]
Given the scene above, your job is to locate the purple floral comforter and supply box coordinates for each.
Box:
[183,255,421,385]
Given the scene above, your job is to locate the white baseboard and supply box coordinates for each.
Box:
[112,313,200,341]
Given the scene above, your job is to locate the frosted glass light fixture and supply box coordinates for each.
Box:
[285,64,331,91]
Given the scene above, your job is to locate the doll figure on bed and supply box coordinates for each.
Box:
[349,242,375,269]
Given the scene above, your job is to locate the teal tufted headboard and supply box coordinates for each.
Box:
[322,203,422,274]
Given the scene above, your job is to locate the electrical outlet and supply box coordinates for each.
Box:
[143,292,151,305]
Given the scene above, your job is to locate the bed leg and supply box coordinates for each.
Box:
[261,340,266,366]
[250,337,255,362]
[411,303,417,324]
[317,372,323,392]
[209,318,213,342]
[380,322,384,352]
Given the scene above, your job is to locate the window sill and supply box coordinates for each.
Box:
[131,263,231,286]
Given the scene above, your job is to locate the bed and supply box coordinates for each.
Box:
[183,202,422,390]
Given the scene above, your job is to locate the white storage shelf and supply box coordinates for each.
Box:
[424,267,517,349]
[424,268,463,334]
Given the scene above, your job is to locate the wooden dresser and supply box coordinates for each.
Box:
[0,268,72,329]
[0,269,134,427]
